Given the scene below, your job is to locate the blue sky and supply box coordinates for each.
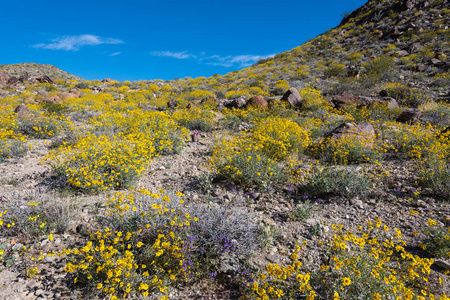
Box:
[1,0,367,81]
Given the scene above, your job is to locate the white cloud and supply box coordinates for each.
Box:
[205,54,275,67]
[150,51,197,60]
[33,34,124,51]
[150,50,274,68]
[109,52,122,56]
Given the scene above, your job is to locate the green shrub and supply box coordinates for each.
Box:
[421,220,450,259]
[307,136,381,165]
[363,56,394,81]
[299,167,370,198]
[216,151,284,188]
[0,139,27,162]
[18,115,60,139]
[324,64,346,78]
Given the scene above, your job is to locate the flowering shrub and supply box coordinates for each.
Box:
[211,135,284,188]
[307,135,381,165]
[47,111,188,193]
[420,217,450,259]
[251,117,311,161]
[241,243,316,300]
[312,219,443,300]
[172,107,217,131]
[63,189,194,299]
[382,83,431,107]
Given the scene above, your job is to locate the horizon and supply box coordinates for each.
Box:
[1,0,367,81]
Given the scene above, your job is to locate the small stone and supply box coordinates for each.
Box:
[304,219,320,227]
[416,200,428,208]
[35,289,44,296]
[352,199,364,209]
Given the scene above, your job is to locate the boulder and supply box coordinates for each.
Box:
[430,58,450,71]
[325,122,376,140]
[7,76,19,86]
[69,88,83,96]
[247,95,268,108]
[19,72,29,83]
[37,95,62,104]
[358,96,399,109]
[58,92,78,100]
[101,78,113,83]
[332,92,360,108]
[396,108,421,123]
[333,92,399,109]
[28,77,37,85]
[0,72,11,86]
[281,88,302,108]
[223,97,247,109]
[36,75,54,84]
[396,50,409,57]
[14,104,33,119]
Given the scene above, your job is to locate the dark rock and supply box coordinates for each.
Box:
[281,88,302,108]
[396,108,422,123]
[167,99,178,109]
[19,72,29,83]
[430,58,450,71]
[7,76,19,86]
[36,75,54,84]
[332,92,359,108]
[101,78,113,83]
[223,97,247,109]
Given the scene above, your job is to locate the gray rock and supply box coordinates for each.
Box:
[397,108,421,123]
[435,259,450,270]
[281,88,302,108]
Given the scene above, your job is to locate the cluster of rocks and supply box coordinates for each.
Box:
[331,91,399,109]
[0,71,55,88]
[191,87,304,111]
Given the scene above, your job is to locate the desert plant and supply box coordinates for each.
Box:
[299,167,370,199]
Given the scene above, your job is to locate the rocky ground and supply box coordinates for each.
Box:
[1,128,449,299]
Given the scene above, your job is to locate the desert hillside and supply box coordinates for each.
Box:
[0,0,449,299]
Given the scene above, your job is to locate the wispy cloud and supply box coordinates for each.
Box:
[109,52,122,56]
[150,51,197,60]
[33,34,124,51]
[150,50,274,68]
[205,54,274,67]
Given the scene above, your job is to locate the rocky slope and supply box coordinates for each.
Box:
[0,63,83,82]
